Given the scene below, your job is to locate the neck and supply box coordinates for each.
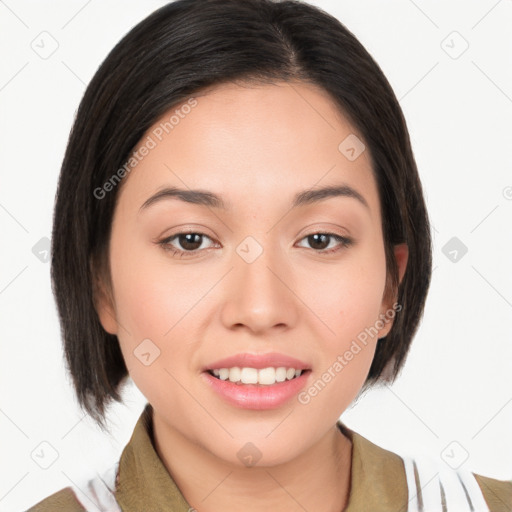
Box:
[152,413,353,512]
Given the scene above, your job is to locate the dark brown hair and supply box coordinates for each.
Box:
[51,0,432,430]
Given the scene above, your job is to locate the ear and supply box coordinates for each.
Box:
[90,258,118,336]
[377,243,408,338]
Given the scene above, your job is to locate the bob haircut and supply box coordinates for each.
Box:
[51,0,432,430]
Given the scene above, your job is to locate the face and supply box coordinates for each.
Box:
[96,80,407,466]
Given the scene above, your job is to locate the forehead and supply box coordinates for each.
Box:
[115,80,380,220]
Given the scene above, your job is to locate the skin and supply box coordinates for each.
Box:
[95,80,408,512]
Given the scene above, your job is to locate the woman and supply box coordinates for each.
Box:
[28,0,511,510]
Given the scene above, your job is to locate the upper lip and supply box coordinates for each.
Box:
[203,352,311,371]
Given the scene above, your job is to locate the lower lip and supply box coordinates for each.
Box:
[201,370,311,410]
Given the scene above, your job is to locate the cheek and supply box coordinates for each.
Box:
[113,274,198,344]
[110,225,202,330]
[296,261,385,414]
[108,238,201,374]
[300,253,387,346]
[110,265,200,404]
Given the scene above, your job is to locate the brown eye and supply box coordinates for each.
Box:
[307,233,330,250]
[158,231,217,257]
[297,232,353,254]
[175,233,204,251]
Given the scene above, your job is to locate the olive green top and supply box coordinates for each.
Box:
[27,403,512,511]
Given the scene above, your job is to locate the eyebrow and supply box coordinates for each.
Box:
[138,184,369,213]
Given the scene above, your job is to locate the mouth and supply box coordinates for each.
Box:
[203,352,311,379]
[201,366,312,410]
[205,367,311,386]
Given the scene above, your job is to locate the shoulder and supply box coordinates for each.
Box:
[473,472,512,512]
[339,421,512,512]
[25,486,86,512]
[339,423,410,511]
[25,462,121,512]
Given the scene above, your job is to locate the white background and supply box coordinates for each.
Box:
[1,1,511,510]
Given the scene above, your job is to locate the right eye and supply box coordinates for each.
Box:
[158,231,219,257]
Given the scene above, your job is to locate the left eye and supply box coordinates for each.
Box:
[296,233,353,253]
[158,231,353,257]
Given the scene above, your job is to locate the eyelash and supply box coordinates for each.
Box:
[157,230,353,258]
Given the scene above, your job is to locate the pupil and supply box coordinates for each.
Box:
[309,234,328,250]
[180,233,202,250]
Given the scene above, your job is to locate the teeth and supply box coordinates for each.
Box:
[210,366,304,385]
[228,367,241,383]
[218,368,229,380]
[275,367,287,382]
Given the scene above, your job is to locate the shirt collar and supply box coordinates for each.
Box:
[115,403,408,512]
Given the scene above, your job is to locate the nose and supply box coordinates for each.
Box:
[220,241,299,335]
